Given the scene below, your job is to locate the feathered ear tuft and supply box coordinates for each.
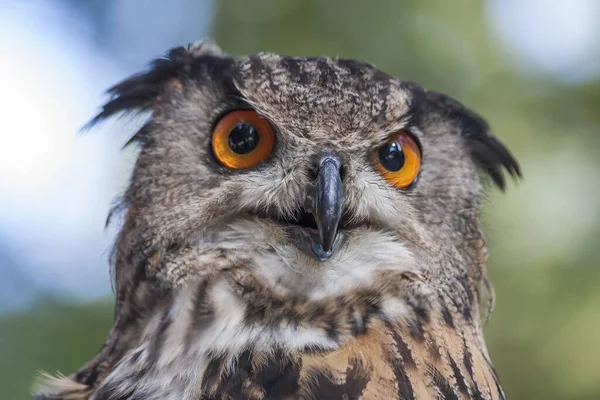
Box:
[82,38,224,134]
[466,132,522,191]
[82,46,190,132]
[423,89,522,191]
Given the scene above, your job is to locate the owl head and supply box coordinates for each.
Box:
[91,40,519,298]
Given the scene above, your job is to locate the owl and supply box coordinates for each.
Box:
[35,40,520,400]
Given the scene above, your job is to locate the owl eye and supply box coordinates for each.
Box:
[211,110,275,169]
[374,131,421,189]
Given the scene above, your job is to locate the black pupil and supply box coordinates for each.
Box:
[228,123,259,154]
[379,141,405,171]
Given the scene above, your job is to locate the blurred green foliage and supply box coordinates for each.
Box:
[3,0,600,399]
[0,301,113,399]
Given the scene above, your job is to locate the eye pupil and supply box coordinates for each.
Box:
[379,141,405,171]
[228,124,259,154]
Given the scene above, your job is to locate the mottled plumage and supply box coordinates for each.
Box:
[35,39,520,400]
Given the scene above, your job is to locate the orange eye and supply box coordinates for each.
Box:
[374,131,421,189]
[211,110,275,169]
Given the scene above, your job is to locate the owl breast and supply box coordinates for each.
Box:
[89,249,503,400]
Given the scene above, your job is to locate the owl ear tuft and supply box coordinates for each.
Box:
[82,46,189,131]
[83,38,224,133]
[423,90,522,191]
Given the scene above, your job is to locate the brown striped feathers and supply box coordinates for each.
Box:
[37,263,504,400]
[35,40,518,399]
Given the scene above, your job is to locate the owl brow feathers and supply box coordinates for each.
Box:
[83,40,521,190]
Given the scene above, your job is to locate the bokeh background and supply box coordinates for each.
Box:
[1,0,599,398]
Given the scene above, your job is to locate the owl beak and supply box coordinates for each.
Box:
[309,155,343,259]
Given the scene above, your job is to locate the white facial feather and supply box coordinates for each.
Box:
[201,218,417,299]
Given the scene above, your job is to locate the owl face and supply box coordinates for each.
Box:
[96,42,519,294]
